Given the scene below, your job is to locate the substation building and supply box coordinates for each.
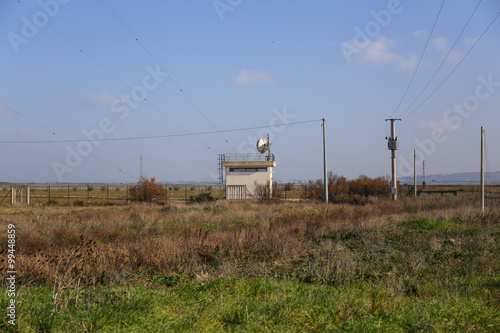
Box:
[218,137,275,200]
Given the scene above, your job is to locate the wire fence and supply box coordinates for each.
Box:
[0,184,313,205]
[0,183,498,206]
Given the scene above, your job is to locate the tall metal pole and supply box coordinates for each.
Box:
[413,149,417,197]
[422,160,426,188]
[140,155,143,179]
[385,118,401,200]
[322,118,328,203]
[481,126,485,213]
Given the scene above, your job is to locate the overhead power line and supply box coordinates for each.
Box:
[16,0,220,155]
[0,101,137,180]
[100,0,237,152]
[0,119,322,144]
[389,0,446,118]
[399,0,482,118]
[403,10,500,119]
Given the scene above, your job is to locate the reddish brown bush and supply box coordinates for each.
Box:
[129,177,165,203]
[304,172,392,203]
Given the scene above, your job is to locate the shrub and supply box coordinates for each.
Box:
[100,185,106,191]
[254,181,282,202]
[129,177,165,203]
[73,200,85,206]
[304,172,392,203]
[190,192,214,203]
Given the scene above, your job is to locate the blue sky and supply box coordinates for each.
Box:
[1,0,499,183]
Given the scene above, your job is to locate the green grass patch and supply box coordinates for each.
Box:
[2,278,500,332]
[400,217,470,234]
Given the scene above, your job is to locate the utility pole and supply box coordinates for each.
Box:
[481,126,485,213]
[422,160,426,189]
[385,118,401,200]
[322,118,328,204]
[413,149,417,197]
[140,154,143,179]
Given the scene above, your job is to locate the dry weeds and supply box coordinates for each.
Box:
[0,196,497,289]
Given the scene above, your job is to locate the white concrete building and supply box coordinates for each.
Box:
[221,154,275,200]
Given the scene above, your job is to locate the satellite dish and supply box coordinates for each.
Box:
[256,138,269,154]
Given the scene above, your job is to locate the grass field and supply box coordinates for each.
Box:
[0,195,499,331]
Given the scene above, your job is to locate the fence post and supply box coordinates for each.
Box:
[67,185,70,204]
[185,185,187,201]
[10,185,13,206]
[165,184,168,203]
[285,184,287,200]
[87,185,90,203]
[126,185,129,201]
[107,185,109,204]
[48,185,51,203]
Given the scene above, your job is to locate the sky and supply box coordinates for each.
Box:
[0,0,499,184]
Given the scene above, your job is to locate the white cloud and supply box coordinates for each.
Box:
[89,90,118,106]
[230,69,274,86]
[420,119,460,133]
[413,30,426,38]
[464,36,479,47]
[432,37,449,53]
[357,36,417,71]
[432,37,462,62]
[54,90,120,107]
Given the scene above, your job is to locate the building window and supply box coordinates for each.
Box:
[229,168,267,173]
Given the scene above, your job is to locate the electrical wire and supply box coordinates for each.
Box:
[100,0,238,152]
[403,10,500,119]
[389,0,446,118]
[0,118,323,144]
[0,101,137,180]
[16,0,220,155]
[398,0,482,118]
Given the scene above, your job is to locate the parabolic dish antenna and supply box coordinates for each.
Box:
[256,138,269,154]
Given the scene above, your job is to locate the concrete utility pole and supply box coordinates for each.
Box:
[413,149,417,197]
[140,154,143,179]
[422,160,426,189]
[385,118,401,200]
[322,118,328,204]
[481,126,485,213]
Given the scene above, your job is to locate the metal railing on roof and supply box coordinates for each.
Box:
[220,153,275,162]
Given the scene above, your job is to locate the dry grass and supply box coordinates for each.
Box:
[0,195,497,288]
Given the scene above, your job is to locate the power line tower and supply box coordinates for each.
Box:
[385,118,401,200]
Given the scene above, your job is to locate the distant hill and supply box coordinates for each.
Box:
[400,171,500,184]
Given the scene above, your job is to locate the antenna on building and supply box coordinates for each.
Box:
[256,133,272,161]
